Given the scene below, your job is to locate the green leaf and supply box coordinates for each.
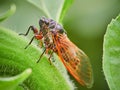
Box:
[27,0,73,22]
[0,4,16,22]
[0,1,75,89]
[0,0,73,32]
[59,0,74,23]
[0,68,32,90]
[0,27,74,90]
[103,14,120,90]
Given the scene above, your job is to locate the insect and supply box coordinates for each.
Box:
[19,17,93,88]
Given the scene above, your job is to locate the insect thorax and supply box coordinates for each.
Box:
[43,31,54,49]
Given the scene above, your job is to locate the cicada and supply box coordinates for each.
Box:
[19,17,93,88]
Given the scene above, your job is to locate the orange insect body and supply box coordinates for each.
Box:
[20,17,93,88]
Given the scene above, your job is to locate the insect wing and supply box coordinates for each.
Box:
[53,34,93,88]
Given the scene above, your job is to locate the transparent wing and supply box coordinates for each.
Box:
[53,34,93,88]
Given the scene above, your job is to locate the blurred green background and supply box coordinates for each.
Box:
[0,0,120,90]
[63,0,120,90]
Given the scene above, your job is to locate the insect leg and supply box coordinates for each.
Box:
[19,26,38,36]
[24,36,35,49]
[48,51,54,64]
[36,48,46,63]
[19,26,43,49]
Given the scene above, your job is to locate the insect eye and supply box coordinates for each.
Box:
[39,16,47,27]
[45,20,49,25]
[48,19,56,29]
[58,29,64,34]
[56,24,62,29]
[49,24,55,29]
[56,24,64,33]
[39,19,44,27]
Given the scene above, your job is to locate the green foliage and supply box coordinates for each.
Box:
[103,14,120,90]
[0,0,74,90]
[0,27,73,90]
[0,69,32,90]
[59,0,74,23]
[27,0,73,22]
[0,4,16,22]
